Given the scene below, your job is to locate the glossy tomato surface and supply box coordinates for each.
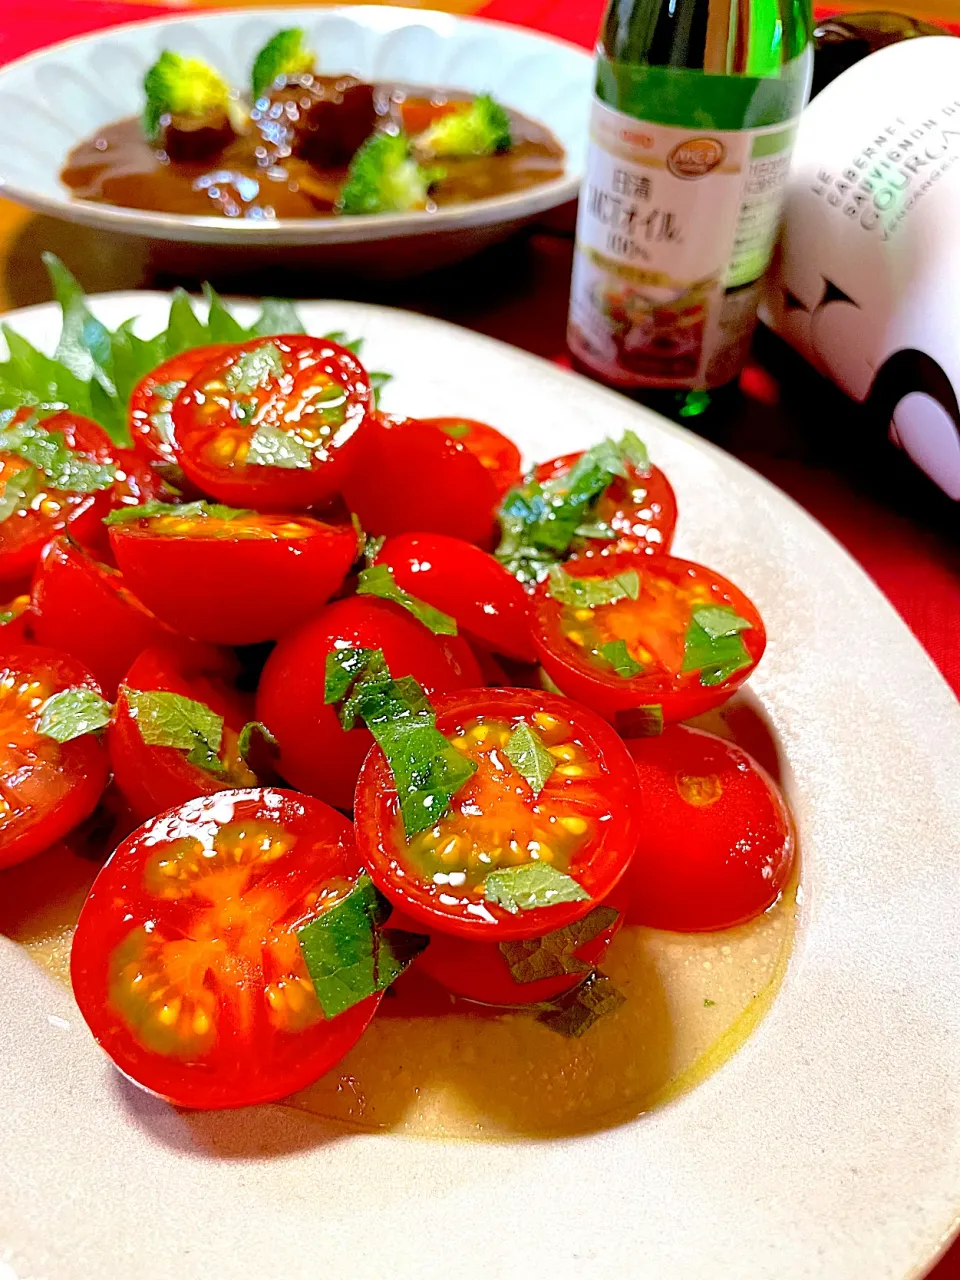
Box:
[534,449,678,558]
[30,537,176,697]
[110,644,257,822]
[0,645,109,868]
[0,409,164,587]
[420,417,522,499]
[623,726,795,930]
[0,592,31,644]
[256,596,482,810]
[172,335,372,509]
[354,688,640,941]
[341,414,499,548]
[396,875,632,1006]
[109,507,358,645]
[70,788,380,1109]
[129,344,230,467]
[531,553,766,724]
[374,532,535,663]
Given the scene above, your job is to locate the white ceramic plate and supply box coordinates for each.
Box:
[0,7,589,247]
[2,294,959,1280]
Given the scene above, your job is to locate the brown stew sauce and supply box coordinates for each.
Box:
[60,76,566,220]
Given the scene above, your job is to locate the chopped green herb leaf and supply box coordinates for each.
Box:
[440,421,471,439]
[356,564,457,636]
[297,872,429,1018]
[202,283,249,344]
[225,342,284,395]
[597,639,643,679]
[251,28,314,101]
[546,564,640,608]
[246,422,313,469]
[123,687,224,775]
[368,370,392,409]
[250,298,306,337]
[615,704,664,737]
[363,532,385,568]
[678,389,711,419]
[483,862,590,914]
[498,905,618,983]
[0,465,39,522]
[103,499,252,527]
[574,519,617,540]
[36,687,112,743]
[681,606,754,687]
[535,970,626,1038]
[0,416,116,494]
[323,646,389,714]
[502,722,555,797]
[237,719,276,765]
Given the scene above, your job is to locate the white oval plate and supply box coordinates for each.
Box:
[0,6,589,246]
[1,294,959,1280]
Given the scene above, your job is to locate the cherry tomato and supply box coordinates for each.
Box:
[129,344,230,467]
[531,552,766,724]
[172,336,372,510]
[70,788,380,1109]
[341,415,499,548]
[623,726,795,930]
[420,417,522,499]
[354,688,640,941]
[108,507,358,646]
[374,532,535,663]
[109,644,257,823]
[0,592,31,643]
[534,449,678,558]
[395,875,632,1007]
[0,409,165,587]
[0,645,110,869]
[256,596,483,810]
[30,537,176,697]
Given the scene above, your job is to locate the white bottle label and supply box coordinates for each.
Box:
[569,97,796,388]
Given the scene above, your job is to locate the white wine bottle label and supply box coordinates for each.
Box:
[569,97,796,389]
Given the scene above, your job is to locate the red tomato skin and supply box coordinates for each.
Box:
[531,553,766,724]
[0,645,110,869]
[30,537,177,698]
[374,532,536,663]
[129,344,231,466]
[0,411,164,587]
[419,417,523,499]
[256,596,483,810]
[70,788,380,1109]
[108,517,357,646]
[534,450,679,559]
[622,726,795,931]
[109,644,251,822]
[341,415,499,548]
[172,336,372,510]
[392,875,632,1006]
[354,688,641,941]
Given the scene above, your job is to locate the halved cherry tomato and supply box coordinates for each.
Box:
[172,336,372,510]
[374,532,535,663]
[256,596,483,810]
[30,537,176,697]
[354,688,640,940]
[0,409,165,587]
[341,414,499,548]
[0,645,109,869]
[109,644,257,822]
[129,344,230,467]
[623,726,795,930]
[0,592,31,643]
[108,507,358,646]
[420,418,522,499]
[534,449,678,558]
[394,875,632,1007]
[531,553,765,724]
[70,788,380,1109]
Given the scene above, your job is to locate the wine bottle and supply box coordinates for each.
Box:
[568,0,814,390]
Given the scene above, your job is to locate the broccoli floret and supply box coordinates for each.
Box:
[142,52,231,143]
[415,94,512,158]
[250,28,316,101]
[337,131,444,216]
